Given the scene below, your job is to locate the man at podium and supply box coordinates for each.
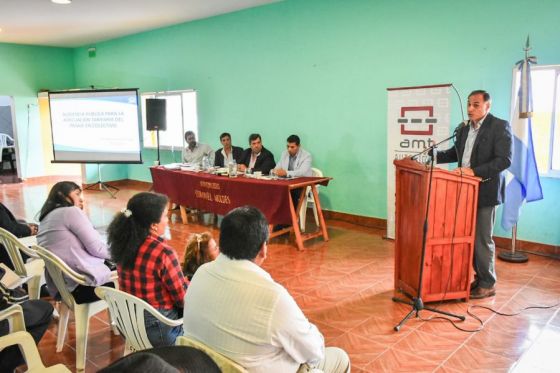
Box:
[435,90,512,299]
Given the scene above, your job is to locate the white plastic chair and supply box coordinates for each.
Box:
[95,286,183,355]
[0,227,44,299]
[176,335,248,373]
[33,244,118,372]
[0,133,14,148]
[299,167,323,231]
[0,304,71,372]
[0,133,15,171]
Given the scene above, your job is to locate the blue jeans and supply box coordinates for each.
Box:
[145,307,183,347]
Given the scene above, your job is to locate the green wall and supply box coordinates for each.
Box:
[72,0,560,245]
[0,43,75,178]
[3,0,559,245]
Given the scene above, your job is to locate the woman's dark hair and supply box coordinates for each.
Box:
[107,192,168,269]
[38,181,81,221]
[98,346,220,373]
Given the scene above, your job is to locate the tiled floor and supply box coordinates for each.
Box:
[3,177,560,372]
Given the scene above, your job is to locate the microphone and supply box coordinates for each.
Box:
[411,121,468,161]
[454,120,469,133]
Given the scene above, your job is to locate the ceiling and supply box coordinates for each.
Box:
[0,0,280,48]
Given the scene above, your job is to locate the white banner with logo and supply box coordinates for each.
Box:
[386,84,452,239]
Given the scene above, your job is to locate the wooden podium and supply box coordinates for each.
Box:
[393,158,480,302]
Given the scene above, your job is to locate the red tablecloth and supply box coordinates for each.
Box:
[150,167,330,224]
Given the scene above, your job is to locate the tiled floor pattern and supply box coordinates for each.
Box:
[2,178,559,372]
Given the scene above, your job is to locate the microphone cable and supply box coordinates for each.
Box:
[451,84,465,123]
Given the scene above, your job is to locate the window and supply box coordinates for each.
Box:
[511,65,560,177]
[140,90,198,151]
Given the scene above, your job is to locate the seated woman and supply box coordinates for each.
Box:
[107,192,188,347]
[182,232,219,281]
[37,181,114,303]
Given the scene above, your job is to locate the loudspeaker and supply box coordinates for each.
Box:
[146,98,167,131]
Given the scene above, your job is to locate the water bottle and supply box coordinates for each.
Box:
[229,160,237,177]
[201,155,209,171]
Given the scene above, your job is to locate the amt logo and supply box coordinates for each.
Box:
[398,106,437,136]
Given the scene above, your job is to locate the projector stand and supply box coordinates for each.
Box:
[84,164,119,199]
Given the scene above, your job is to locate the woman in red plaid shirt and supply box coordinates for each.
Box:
[107,192,188,347]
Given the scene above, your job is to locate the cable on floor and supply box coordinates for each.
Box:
[417,300,560,333]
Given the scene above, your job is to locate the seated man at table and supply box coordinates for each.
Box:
[238,133,275,174]
[274,135,312,217]
[274,134,312,178]
[183,131,214,165]
[214,132,244,167]
[183,206,350,373]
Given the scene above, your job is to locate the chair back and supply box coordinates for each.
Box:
[0,134,13,148]
[306,167,324,200]
[311,167,323,177]
[176,335,248,373]
[33,245,86,312]
[95,286,183,353]
[0,304,70,373]
[0,227,40,277]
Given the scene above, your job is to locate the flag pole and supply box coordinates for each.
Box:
[498,224,528,263]
[498,35,541,264]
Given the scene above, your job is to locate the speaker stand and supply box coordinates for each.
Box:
[155,127,161,165]
[84,164,119,199]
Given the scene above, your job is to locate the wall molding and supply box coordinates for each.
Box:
[494,236,559,258]
[323,210,387,230]
[73,178,560,256]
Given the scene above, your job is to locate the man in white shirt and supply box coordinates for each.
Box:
[183,130,214,164]
[183,206,350,373]
[274,134,312,178]
[213,132,243,167]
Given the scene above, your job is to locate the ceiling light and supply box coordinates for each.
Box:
[51,0,72,4]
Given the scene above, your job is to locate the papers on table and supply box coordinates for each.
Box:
[162,163,204,171]
[244,174,299,181]
[162,163,182,170]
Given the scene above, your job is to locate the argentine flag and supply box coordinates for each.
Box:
[501,60,543,230]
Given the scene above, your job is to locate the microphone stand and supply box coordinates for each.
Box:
[410,132,457,161]
[392,138,465,331]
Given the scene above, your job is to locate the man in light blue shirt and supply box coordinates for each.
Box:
[274,135,312,178]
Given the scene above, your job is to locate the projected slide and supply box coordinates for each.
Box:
[49,89,142,163]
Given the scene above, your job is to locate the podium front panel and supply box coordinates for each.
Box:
[393,160,479,302]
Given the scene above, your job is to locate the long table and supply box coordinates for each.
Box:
[150,167,332,251]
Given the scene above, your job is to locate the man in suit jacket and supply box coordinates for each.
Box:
[273,135,312,216]
[239,133,276,175]
[436,90,513,299]
[213,132,244,167]
[274,134,312,178]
